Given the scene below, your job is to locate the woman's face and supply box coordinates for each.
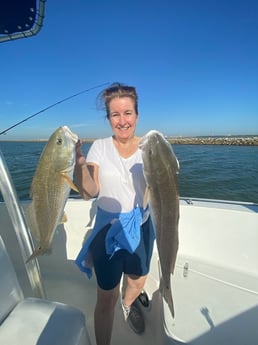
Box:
[108,97,138,141]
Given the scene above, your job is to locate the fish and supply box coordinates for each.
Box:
[139,130,179,317]
[25,126,78,262]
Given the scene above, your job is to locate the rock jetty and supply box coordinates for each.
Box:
[167,136,258,146]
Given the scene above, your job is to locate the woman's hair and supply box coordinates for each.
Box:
[98,82,138,118]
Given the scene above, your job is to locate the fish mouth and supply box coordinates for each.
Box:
[139,130,161,150]
[62,126,78,143]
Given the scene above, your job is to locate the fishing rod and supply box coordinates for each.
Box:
[0,82,109,136]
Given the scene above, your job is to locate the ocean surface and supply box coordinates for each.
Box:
[0,141,257,204]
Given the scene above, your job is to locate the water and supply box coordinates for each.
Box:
[0,141,257,203]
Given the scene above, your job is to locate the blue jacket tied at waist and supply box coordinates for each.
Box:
[75,206,147,279]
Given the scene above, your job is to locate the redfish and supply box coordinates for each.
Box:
[139,130,179,317]
[26,126,78,262]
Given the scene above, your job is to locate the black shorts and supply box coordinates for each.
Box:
[90,217,155,290]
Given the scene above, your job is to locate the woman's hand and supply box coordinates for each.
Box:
[76,139,87,166]
[75,139,98,199]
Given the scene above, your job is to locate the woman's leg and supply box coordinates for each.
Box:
[121,274,147,334]
[123,274,147,308]
[94,284,120,345]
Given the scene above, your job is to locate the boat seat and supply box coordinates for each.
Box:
[0,236,91,345]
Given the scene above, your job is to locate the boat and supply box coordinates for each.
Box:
[1,186,258,345]
[0,2,258,344]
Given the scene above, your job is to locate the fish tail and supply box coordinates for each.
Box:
[160,277,175,318]
[25,245,45,263]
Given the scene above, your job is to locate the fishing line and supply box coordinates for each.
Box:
[0,82,109,136]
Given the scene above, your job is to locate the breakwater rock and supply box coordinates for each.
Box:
[167,136,258,146]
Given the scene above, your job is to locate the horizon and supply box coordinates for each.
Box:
[1,133,258,143]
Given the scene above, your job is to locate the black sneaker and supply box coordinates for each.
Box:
[138,290,149,308]
[127,300,145,334]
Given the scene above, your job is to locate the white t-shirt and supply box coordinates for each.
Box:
[87,136,146,213]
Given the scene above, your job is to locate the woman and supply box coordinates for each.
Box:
[75,83,155,345]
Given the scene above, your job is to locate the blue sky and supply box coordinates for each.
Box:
[0,0,257,140]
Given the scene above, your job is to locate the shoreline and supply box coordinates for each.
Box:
[1,136,258,146]
[166,136,258,146]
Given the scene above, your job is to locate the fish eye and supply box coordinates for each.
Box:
[56,137,63,145]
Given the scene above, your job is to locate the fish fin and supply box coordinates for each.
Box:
[26,252,37,263]
[143,186,150,209]
[24,203,40,241]
[26,245,52,263]
[60,212,68,223]
[176,157,180,173]
[60,173,79,192]
[26,245,43,263]
[159,276,175,318]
